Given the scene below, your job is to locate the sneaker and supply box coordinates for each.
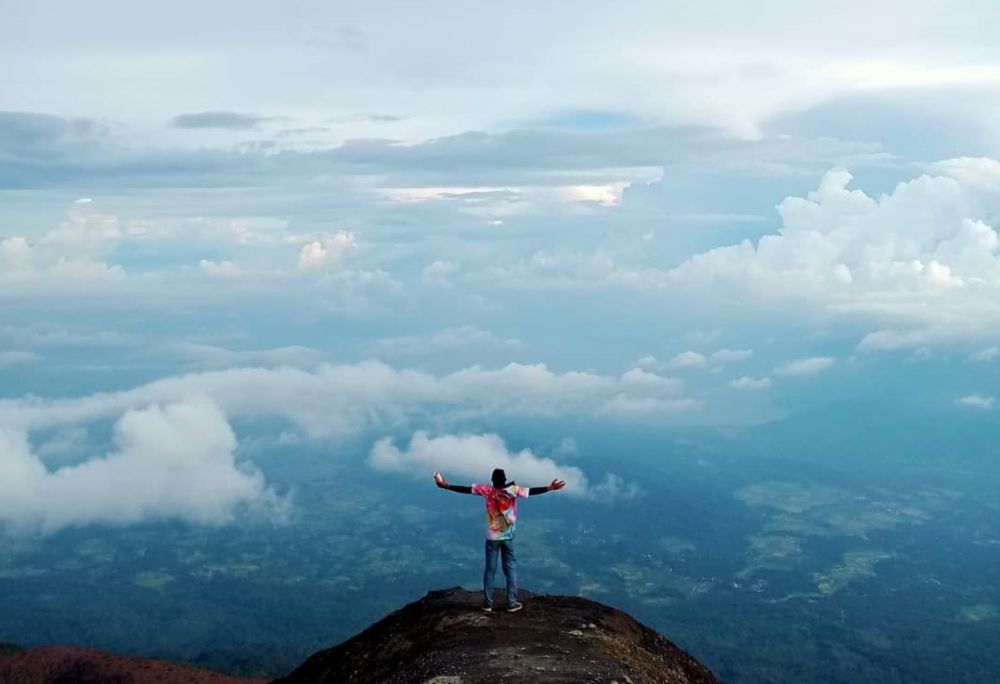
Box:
[506,602,523,613]
[481,605,493,612]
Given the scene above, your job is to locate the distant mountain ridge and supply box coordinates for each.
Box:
[0,588,718,684]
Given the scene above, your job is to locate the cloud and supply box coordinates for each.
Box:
[298,241,330,269]
[0,112,112,188]
[0,359,681,531]
[421,260,459,288]
[0,397,271,534]
[170,111,272,130]
[669,163,1000,349]
[927,156,1000,193]
[969,347,999,362]
[829,62,1000,91]
[381,179,644,219]
[7,2,1000,150]
[445,362,682,418]
[0,206,131,298]
[551,437,578,459]
[39,210,122,256]
[298,231,357,270]
[34,426,90,462]
[370,325,521,357]
[164,343,325,370]
[327,112,407,124]
[633,355,660,371]
[0,236,33,273]
[0,360,700,439]
[634,348,750,375]
[710,348,754,365]
[0,104,880,201]
[313,24,367,51]
[370,431,636,499]
[599,394,701,417]
[0,351,40,368]
[0,237,126,294]
[667,351,708,370]
[0,202,396,308]
[482,250,671,293]
[773,356,836,377]
[619,368,684,395]
[591,473,641,500]
[0,324,130,350]
[199,259,241,277]
[729,376,772,390]
[956,394,995,410]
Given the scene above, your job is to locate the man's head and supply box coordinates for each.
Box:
[491,468,512,488]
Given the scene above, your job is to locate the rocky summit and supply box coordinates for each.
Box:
[274,587,719,684]
[0,588,719,684]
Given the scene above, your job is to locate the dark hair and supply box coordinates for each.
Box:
[491,468,512,488]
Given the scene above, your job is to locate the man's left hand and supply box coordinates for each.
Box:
[549,479,566,491]
[434,472,449,488]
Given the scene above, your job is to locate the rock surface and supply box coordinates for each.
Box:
[0,646,268,684]
[0,646,22,659]
[273,587,719,684]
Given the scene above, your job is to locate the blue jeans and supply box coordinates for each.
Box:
[483,538,517,607]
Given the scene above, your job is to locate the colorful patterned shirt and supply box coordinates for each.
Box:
[471,483,530,540]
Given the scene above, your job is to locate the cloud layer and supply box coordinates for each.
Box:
[0,361,696,438]
[0,358,676,530]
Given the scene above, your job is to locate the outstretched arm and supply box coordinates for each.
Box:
[434,472,473,494]
[529,479,566,496]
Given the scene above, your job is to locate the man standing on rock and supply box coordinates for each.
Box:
[434,468,566,612]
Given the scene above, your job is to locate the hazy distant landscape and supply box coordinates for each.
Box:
[2,397,997,683]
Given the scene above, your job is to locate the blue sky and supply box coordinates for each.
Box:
[2,0,1000,532]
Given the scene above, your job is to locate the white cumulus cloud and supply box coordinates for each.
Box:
[0,396,271,534]
[667,351,708,370]
[669,162,1000,350]
[633,355,660,371]
[422,260,459,288]
[0,236,33,274]
[199,259,241,277]
[619,368,684,395]
[729,376,772,390]
[370,431,636,499]
[773,356,836,377]
[928,157,1000,193]
[956,394,995,410]
[298,230,357,270]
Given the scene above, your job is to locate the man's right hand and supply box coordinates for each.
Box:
[434,472,449,488]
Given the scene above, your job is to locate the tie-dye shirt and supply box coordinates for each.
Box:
[471,483,531,540]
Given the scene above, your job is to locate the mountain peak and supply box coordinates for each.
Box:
[274,587,719,684]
